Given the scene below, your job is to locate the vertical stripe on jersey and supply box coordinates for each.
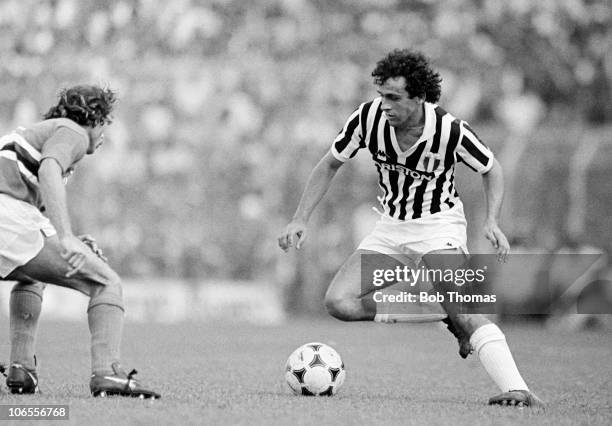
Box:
[411,179,428,219]
[369,106,392,209]
[428,108,445,214]
[383,121,403,217]
[333,109,360,154]
[444,167,457,208]
[444,119,462,169]
[348,101,373,158]
[403,142,426,170]
[398,173,415,219]
[377,115,395,212]
[430,106,446,153]
[359,101,373,147]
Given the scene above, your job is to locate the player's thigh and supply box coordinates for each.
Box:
[422,247,467,271]
[9,234,120,297]
[326,249,405,301]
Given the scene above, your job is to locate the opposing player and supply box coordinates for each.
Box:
[0,85,160,398]
[279,49,544,407]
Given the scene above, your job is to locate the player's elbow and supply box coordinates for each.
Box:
[320,151,344,172]
[38,158,64,181]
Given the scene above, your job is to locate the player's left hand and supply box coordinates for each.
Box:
[78,234,108,263]
[483,220,509,263]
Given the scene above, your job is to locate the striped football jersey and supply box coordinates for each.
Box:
[331,99,494,220]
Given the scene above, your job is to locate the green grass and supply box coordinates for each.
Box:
[0,318,610,425]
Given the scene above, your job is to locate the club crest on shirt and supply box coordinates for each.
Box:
[423,152,441,171]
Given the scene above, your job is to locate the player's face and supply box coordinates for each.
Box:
[376,77,423,129]
[87,125,106,154]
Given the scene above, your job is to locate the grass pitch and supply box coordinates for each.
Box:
[0,317,610,425]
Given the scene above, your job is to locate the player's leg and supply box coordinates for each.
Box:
[4,278,45,393]
[324,249,380,321]
[325,249,447,322]
[9,236,124,373]
[421,248,481,357]
[7,235,159,398]
[423,249,544,407]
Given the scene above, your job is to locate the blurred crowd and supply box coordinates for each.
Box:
[0,0,610,311]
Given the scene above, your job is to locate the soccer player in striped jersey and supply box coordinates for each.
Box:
[279,49,544,408]
[0,85,159,399]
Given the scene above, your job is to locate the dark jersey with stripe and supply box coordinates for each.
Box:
[0,118,89,209]
[331,99,494,220]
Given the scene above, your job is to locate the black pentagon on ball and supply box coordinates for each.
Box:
[329,367,341,382]
[292,368,306,384]
[308,344,322,351]
[308,353,326,368]
[301,387,315,396]
[319,386,334,396]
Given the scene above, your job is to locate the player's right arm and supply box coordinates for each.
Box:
[278,151,344,251]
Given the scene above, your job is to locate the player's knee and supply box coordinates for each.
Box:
[11,281,46,301]
[325,295,359,321]
[87,269,124,312]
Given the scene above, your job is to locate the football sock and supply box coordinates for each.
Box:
[470,323,529,392]
[88,302,124,376]
[9,283,44,370]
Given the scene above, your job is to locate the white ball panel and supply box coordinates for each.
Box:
[285,371,302,394]
[334,368,346,390]
[302,366,333,394]
[317,345,342,369]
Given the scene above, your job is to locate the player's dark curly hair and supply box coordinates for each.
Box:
[372,49,442,102]
[43,85,116,127]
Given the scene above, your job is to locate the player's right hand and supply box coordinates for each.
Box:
[59,235,91,277]
[278,221,307,252]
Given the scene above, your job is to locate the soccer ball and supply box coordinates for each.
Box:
[285,342,346,396]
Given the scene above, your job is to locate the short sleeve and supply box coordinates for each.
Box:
[455,121,494,174]
[331,105,365,162]
[40,127,88,173]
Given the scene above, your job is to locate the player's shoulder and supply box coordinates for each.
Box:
[350,98,382,121]
[38,118,90,148]
[429,103,473,139]
[428,102,460,122]
[48,118,88,138]
[343,98,381,123]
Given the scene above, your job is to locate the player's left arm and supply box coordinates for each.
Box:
[456,121,509,261]
[39,127,91,275]
[481,158,510,262]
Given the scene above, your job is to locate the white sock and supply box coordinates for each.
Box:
[470,323,529,392]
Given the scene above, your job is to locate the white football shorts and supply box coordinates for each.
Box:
[357,202,468,259]
[0,194,56,278]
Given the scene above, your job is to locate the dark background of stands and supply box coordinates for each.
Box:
[1,0,610,314]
